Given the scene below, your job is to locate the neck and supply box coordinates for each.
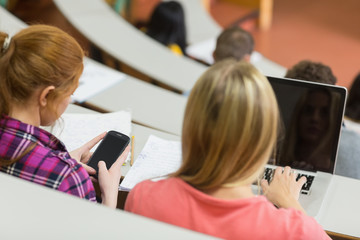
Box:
[9,102,41,127]
[203,184,255,200]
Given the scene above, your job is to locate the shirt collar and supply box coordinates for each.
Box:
[0,115,67,152]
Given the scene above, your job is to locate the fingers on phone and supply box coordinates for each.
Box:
[86,132,107,149]
[123,145,130,156]
[83,164,96,175]
[98,160,107,170]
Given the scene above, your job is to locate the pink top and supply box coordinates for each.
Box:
[125,177,330,240]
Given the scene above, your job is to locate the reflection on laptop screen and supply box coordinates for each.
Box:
[267,77,347,174]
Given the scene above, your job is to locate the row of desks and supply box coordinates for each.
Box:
[54,0,207,93]
[1,4,359,239]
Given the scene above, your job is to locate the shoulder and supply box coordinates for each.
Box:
[338,127,360,157]
[28,143,79,175]
[343,118,360,134]
[129,177,181,197]
[22,143,86,188]
[265,207,329,239]
[231,197,328,239]
[125,177,184,210]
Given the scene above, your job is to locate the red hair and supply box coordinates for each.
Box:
[0,24,84,118]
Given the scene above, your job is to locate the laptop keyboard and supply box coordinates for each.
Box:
[263,167,315,195]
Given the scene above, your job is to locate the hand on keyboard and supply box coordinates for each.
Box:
[261,166,307,213]
[263,167,314,195]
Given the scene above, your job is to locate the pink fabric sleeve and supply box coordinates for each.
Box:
[58,164,96,202]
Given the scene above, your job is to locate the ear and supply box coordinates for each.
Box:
[243,54,251,62]
[212,51,216,62]
[39,86,55,107]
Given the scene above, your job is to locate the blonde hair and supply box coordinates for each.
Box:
[0,24,84,118]
[172,60,279,190]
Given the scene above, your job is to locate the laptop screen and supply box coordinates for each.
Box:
[267,77,347,174]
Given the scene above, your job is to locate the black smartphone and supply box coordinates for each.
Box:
[87,130,130,177]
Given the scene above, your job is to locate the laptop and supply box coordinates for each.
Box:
[257,76,347,217]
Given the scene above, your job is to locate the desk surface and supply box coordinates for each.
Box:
[317,175,360,238]
[0,171,217,239]
[66,104,181,176]
[83,60,187,136]
[53,0,207,93]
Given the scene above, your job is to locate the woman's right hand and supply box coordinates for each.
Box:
[98,145,130,208]
[261,166,307,213]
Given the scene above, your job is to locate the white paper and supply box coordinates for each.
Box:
[186,37,216,65]
[48,111,132,152]
[72,59,126,103]
[120,135,182,191]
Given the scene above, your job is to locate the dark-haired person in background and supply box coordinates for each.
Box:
[146,1,186,56]
[213,26,254,63]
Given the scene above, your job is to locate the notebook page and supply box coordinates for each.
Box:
[72,58,126,103]
[120,135,182,191]
[47,111,131,152]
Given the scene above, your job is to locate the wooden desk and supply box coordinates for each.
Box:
[53,0,207,93]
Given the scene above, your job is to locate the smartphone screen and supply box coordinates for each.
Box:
[87,131,130,176]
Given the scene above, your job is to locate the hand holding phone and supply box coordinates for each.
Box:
[98,145,130,208]
[87,130,130,177]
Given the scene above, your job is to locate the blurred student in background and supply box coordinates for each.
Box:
[213,26,254,63]
[285,60,337,85]
[286,60,360,179]
[145,1,186,56]
[125,60,329,240]
[185,26,254,96]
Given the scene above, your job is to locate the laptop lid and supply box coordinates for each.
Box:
[267,77,347,174]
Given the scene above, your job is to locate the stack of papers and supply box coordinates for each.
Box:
[48,111,131,152]
[120,135,182,191]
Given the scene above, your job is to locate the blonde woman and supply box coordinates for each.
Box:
[125,60,330,239]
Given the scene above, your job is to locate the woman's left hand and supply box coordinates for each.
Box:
[69,132,107,176]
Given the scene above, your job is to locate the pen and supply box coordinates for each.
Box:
[130,135,135,166]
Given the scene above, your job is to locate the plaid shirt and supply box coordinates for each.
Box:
[0,116,96,202]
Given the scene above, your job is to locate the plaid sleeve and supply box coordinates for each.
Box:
[58,163,97,202]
